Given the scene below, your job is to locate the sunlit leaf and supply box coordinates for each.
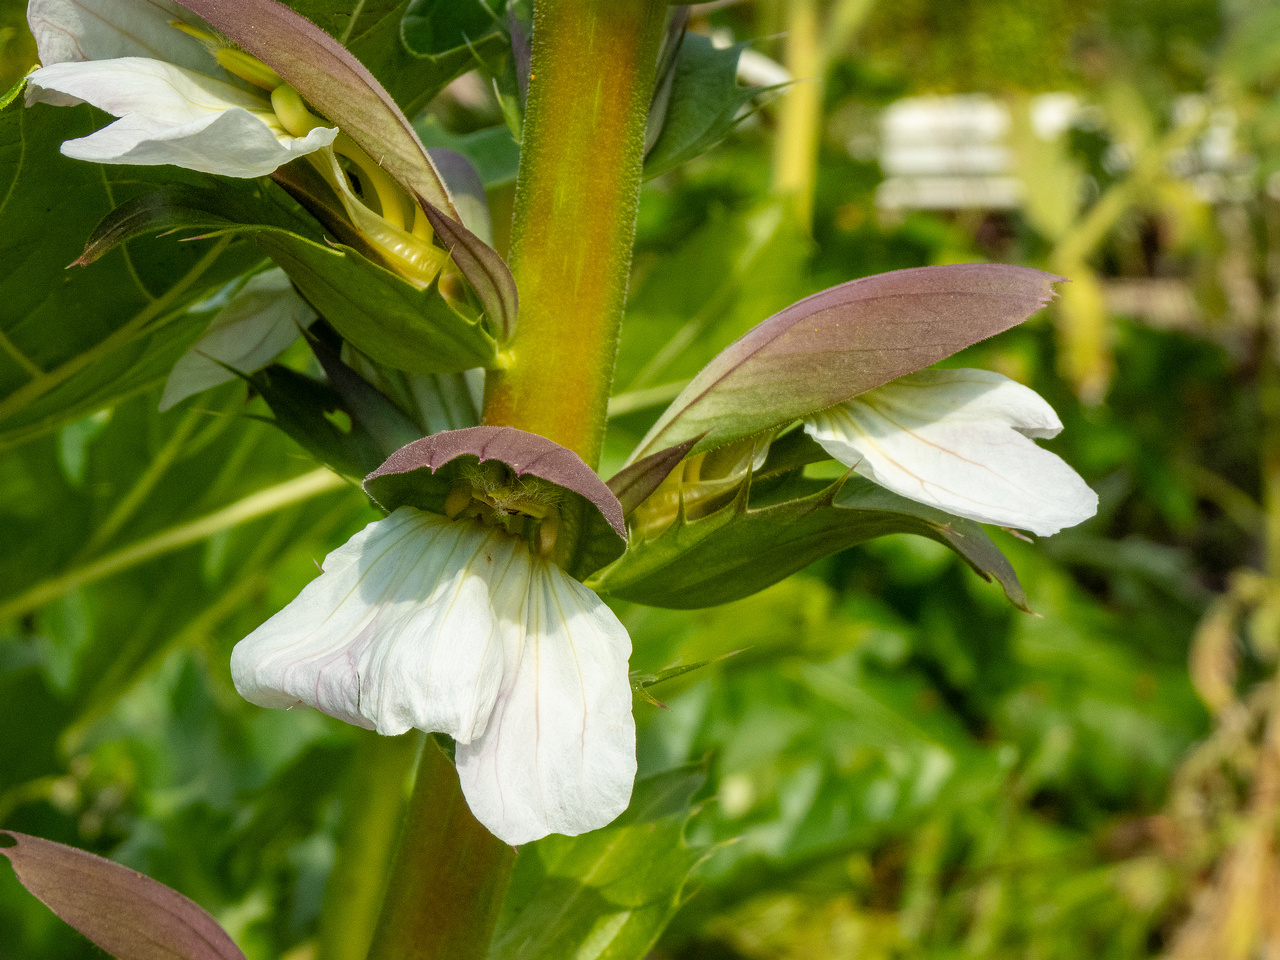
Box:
[487,764,708,960]
[644,32,759,179]
[399,0,509,94]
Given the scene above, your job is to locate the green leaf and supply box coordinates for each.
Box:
[487,764,708,960]
[306,331,424,458]
[589,472,1030,611]
[0,102,259,450]
[282,0,505,116]
[644,33,759,180]
[417,118,522,189]
[400,0,510,96]
[251,363,385,479]
[79,185,501,375]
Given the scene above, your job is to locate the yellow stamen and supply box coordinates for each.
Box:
[171,21,284,91]
[537,511,560,558]
[445,484,474,519]
[412,204,433,241]
[335,134,406,231]
[214,48,283,90]
[169,20,222,46]
[271,85,323,138]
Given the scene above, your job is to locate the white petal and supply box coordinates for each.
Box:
[804,368,1097,536]
[231,509,525,741]
[27,59,336,176]
[457,561,636,846]
[161,270,316,411]
[27,0,216,73]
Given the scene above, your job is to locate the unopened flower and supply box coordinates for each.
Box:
[803,368,1097,536]
[231,428,636,845]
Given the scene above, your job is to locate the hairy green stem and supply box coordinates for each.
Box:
[363,4,668,955]
[482,0,669,467]
[365,738,516,960]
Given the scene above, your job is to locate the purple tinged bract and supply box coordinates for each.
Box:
[171,0,458,220]
[1,831,246,960]
[365,425,626,541]
[629,263,1064,461]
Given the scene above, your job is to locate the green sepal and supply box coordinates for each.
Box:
[250,229,500,374]
[0,71,30,111]
[589,471,1031,611]
[77,185,502,375]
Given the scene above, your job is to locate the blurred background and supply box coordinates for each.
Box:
[3,0,1280,957]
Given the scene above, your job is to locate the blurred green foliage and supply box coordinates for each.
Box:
[3,0,1277,957]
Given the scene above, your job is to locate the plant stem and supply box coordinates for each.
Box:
[364,6,667,956]
[482,0,669,468]
[318,732,420,960]
[365,738,516,960]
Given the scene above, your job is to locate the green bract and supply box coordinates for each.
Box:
[78,184,502,374]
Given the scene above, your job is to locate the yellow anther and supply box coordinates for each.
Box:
[169,20,222,47]
[537,511,560,558]
[271,85,323,138]
[171,21,284,91]
[215,48,284,91]
[445,484,474,519]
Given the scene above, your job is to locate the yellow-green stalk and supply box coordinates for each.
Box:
[364,2,668,957]
[482,0,669,468]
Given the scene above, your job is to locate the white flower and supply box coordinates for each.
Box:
[161,269,316,411]
[804,368,1097,536]
[24,0,336,176]
[231,507,636,845]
